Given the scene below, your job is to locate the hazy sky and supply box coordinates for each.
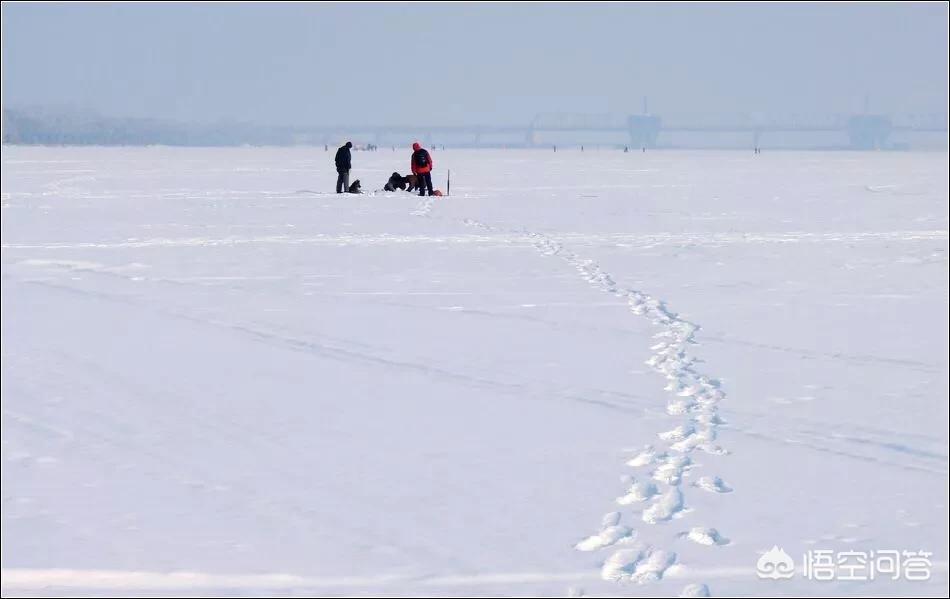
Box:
[2,2,947,126]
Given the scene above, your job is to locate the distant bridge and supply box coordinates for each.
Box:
[296,112,948,150]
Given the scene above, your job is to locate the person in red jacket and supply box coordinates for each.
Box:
[410,142,434,197]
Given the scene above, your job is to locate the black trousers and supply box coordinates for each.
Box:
[336,170,350,193]
[418,172,433,196]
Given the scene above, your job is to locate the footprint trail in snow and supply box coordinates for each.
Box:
[461,217,733,592]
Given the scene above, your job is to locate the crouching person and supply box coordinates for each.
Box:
[384,172,406,192]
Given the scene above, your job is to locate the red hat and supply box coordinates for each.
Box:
[412,142,421,151]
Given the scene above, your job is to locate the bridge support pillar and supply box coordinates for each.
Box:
[628,115,662,148]
[847,115,892,150]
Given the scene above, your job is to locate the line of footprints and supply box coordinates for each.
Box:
[459,218,734,597]
[527,233,734,596]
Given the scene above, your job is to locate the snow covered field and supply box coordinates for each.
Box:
[2,146,948,597]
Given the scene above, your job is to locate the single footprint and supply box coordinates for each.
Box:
[601,548,645,582]
[617,479,659,505]
[643,486,685,524]
[630,548,678,583]
[575,525,636,551]
[575,512,636,551]
[694,476,733,494]
[659,424,696,442]
[681,527,730,546]
[627,446,663,468]
[652,455,693,485]
[680,583,711,597]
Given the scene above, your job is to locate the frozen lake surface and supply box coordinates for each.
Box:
[2,146,948,596]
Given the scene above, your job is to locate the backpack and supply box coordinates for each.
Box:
[414,150,429,168]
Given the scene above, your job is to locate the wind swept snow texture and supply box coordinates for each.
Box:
[2,147,948,597]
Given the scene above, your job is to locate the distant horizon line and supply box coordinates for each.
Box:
[5,105,948,130]
[4,105,946,151]
[5,143,949,153]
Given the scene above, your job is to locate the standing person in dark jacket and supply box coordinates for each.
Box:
[410,142,434,197]
[335,141,353,193]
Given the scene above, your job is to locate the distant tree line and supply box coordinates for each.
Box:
[2,107,294,146]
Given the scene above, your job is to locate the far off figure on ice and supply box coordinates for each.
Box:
[410,142,434,197]
[334,141,353,194]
